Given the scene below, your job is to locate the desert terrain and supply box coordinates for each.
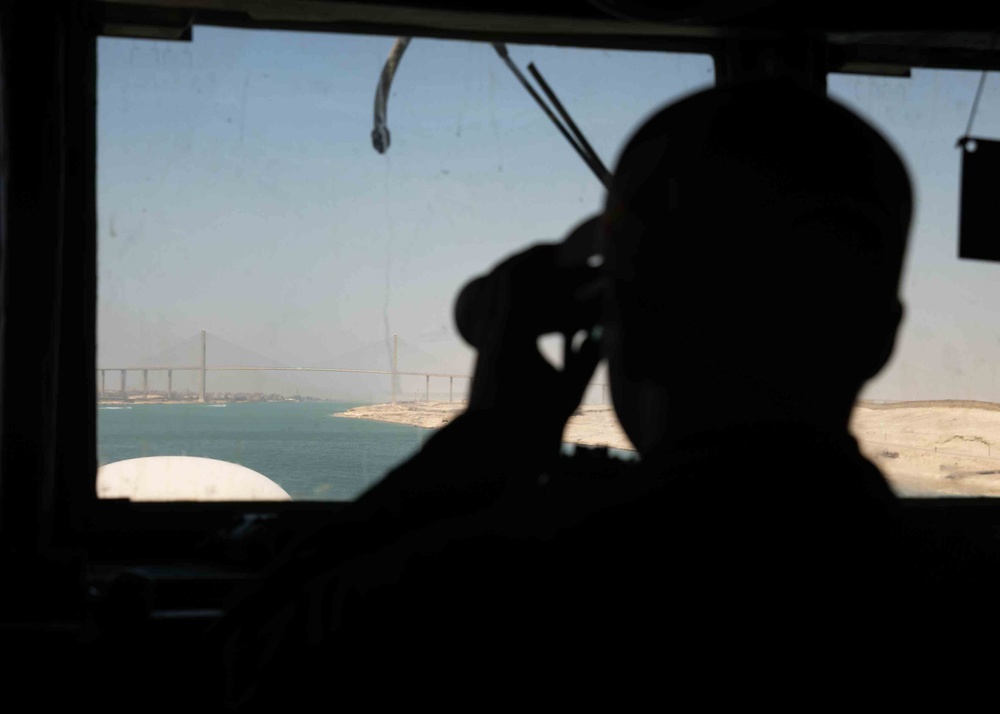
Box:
[334,399,1000,498]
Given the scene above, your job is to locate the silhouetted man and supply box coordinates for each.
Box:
[219,79,987,708]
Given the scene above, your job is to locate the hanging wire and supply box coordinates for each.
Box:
[372,37,412,154]
[958,32,997,147]
[963,70,989,139]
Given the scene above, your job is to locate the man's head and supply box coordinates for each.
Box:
[600,79,913,453]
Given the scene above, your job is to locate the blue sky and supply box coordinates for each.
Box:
[97,27,1000,402]
[829,70,1000,400]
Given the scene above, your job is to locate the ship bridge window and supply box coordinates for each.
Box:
[96,27,714,503]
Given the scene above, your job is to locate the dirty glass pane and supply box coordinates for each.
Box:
[831,70,1000,497]
[96,27,713,501]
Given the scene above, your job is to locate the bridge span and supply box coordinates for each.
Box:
[99,331,609,405]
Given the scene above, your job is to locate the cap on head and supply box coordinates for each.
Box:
[601,78,913,388]
[605,78,911,281]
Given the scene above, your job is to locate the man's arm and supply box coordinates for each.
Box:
[251,233,603,574]
[348,239,603,526]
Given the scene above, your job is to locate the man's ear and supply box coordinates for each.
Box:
[864,299,904,380]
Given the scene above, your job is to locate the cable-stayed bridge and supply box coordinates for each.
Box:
[97,331,482,403]
[98,330,612,404]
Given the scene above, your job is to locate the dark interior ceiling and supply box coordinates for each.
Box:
[93,0,1000,72]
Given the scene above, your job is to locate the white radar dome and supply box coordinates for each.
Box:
[97,456,292,502]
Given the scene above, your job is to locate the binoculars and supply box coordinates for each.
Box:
[453,216,605,349]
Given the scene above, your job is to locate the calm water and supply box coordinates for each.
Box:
[98,401,430,501]
[98,401,637,501]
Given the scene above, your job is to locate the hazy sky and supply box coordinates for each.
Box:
[97,27,1000,402]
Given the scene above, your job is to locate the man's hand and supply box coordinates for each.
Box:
[461,240,603,465]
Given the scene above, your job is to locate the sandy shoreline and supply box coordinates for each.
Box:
[334,400,1000,498]
[335,402,633,451]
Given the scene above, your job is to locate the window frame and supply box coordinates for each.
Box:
[74,12,727,561]
[7,3,1000,565]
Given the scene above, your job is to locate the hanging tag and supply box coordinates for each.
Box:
[957,136,1000,262]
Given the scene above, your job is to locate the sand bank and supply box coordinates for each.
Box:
[851,401,1000,497]
[334,400,1000,498]
[334,402,632,451]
